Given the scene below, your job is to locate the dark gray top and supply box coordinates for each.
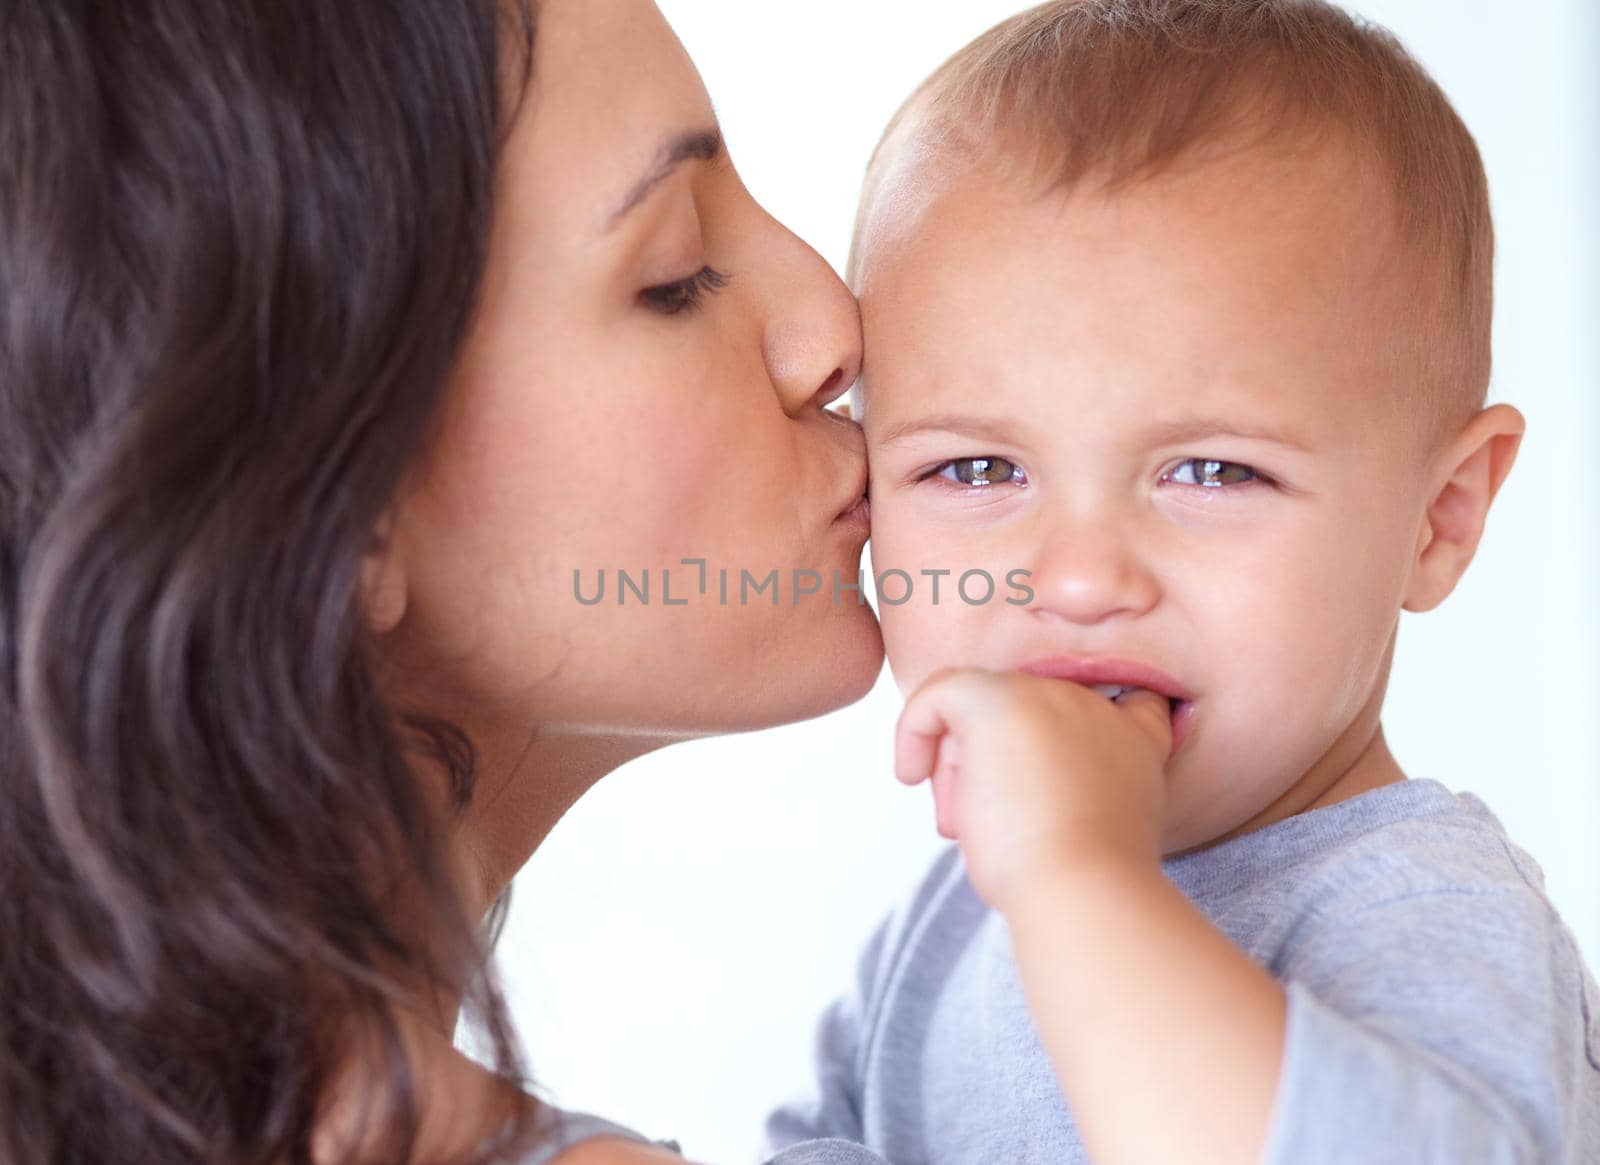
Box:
[511,1108,667,1165]
[511,1105,889,1164]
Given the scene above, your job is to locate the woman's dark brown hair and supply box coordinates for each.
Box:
[1,2,537,1161]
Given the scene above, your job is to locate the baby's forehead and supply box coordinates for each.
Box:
[860,340,1354,444]
[853,145,1428,450]
[868,148,1401,331]
[850,0,1492,447]
[858,131,1394,288]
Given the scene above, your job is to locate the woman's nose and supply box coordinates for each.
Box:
[761,232,863,418]
[1026,516,1162,627]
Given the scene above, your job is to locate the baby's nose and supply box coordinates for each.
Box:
[1024,525,1161,626]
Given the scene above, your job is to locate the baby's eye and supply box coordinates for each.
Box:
[931,456,1028,488]
[1164,459,1259,488]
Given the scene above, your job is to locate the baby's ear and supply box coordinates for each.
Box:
[1402,403,1525,613]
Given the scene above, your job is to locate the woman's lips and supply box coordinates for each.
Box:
[832,493,871,529]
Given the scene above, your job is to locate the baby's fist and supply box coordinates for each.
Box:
[894,668,1172,911]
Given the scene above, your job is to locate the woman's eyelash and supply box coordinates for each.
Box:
[640,266,730,316]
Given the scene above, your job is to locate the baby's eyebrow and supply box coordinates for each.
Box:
[876,412,1314,453]
[877,414,1021,446]
[1136,416,1314,453]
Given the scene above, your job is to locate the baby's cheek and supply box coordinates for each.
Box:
[1224,642,1367,796]
[1264,563,1398,724]
[876,586,980,693]
[878,600,943,690]
[869,497,1017,683]
[863,503,916,605]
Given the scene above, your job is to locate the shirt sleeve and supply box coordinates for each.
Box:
[761,1140,893,1165]
[761,916,891,1152]
[1260,883,1600,1165]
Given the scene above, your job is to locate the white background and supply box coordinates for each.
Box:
[494,3,1600,1162]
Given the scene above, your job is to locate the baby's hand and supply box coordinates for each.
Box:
[893,669,1173,913]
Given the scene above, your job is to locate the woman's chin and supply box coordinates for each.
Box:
[771,603,886,725]
[691,603,884,733]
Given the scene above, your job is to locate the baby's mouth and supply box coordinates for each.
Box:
[1088,682,1176,709]
[1088,684,1192,752]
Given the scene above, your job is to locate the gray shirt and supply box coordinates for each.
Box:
[764,778,1600,1164]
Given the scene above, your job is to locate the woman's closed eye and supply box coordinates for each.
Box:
[1162,458,1262,488]
[923,456,1028,489]
[639,265,730,316]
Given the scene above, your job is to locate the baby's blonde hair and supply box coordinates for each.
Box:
[858,0,1494,443]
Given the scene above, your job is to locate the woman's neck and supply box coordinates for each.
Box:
[312,727,676,1164]
[452,727,677,923]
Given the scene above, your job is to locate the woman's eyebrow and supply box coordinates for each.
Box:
[606,127,724,230]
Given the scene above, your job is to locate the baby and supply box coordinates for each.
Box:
[765,2,1600,1163]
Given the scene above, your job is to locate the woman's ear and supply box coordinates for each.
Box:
[1403,403,1525,614]
[360,512,409,636]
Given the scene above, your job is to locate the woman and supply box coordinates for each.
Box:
[0,1,885,1162]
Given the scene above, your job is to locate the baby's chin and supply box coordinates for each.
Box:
[1158,760,1315,858]
[1159,795,1257,859]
